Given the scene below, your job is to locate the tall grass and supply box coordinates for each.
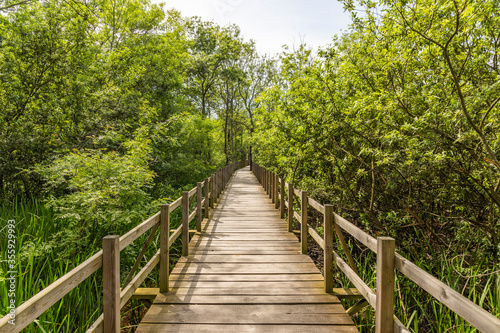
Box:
[334,228,500,332]
[0,199,103,332]
[0,195,195,332]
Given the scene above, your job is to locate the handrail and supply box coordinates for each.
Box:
[0,160,249,333]
[251,162,500,333]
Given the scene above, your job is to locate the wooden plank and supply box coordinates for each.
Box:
[153,294,344,304]
[176,255,314,263]
[168,281,325,289]
[132,288,160,300]
[170,263,321,274]
[142,305,352,322]
[137,324,358,333]
[133,287,362,298]
[168,274,324,282]
[189,249,302,254]
[135,166,357,333]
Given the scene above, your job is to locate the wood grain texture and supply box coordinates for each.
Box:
[103,236,120,333]
[136,167,356,332]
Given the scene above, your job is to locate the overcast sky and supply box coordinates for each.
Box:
[157,0,353,56]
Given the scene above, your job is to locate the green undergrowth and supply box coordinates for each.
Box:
[0,197,202,332]
[311,224,500,332]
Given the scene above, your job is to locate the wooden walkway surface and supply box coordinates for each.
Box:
[136,167,358,332]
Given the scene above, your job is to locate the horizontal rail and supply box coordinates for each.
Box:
[188,210,196,223]
[308,197,324,214]
[293,188,301,197]
[169,226,182,247]
[188,187,197,197]
[308,226,324,249]
[335,213,377,252]
[0,251,103,332]
[394,254,500,332]
[170,197,182,211]
[293,210,301,223]
[119,212,160,251]
[333,210,500,331]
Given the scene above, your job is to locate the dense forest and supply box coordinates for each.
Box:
[0,0,499,332]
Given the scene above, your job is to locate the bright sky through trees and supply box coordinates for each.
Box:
[159,0,353,55]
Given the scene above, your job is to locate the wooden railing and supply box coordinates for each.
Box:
[0,160,248,333]
[252,162,500,333]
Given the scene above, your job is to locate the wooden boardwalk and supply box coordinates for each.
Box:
[136,167,357,332]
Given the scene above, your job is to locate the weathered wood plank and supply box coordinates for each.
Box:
[136,324,358,333]
[135,167,357,333]
[153,295,344,304]
[177,255,314,263]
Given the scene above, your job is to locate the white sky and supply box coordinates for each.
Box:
[157,0,353,56]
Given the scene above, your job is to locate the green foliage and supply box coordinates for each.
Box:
[34,134,155,258]
[254,0,500,329]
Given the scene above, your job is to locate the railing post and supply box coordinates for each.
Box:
[218,170,221,197]
[324,205,334,293]
[268,171,272,199]
[204,178,210,218]
[103,235,120,333]
[376,237,395,333]
[301,190,308,254]
[159,204,170,293]
[274,174,279,209]
[210,174,215,208]
[270,172,274,202]
[288,183,293,232]
[223,167,226,189]
[280,178,285,218]
[182,191,189,256]
[215,171,218,200]
[196,182,202,232]
[264,169,267,192]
